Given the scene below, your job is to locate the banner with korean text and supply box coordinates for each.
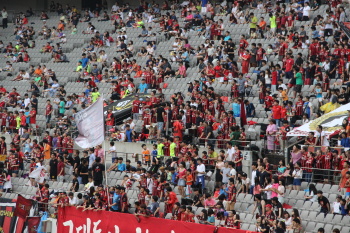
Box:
[74,97,105,148]
[58,207,257,233]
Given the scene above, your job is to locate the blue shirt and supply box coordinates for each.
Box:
[111,193,120,210]
[24,111,30,124]
[341,138,350,147]
[182,51,189,62]
[138,83,148,93]
[117,163,126,171]
[125,129,133,142]
[224,36,231,41]
[80,57,89,68]
[171,172,178,184]
[232,103,241,117]
[201,0,208,7]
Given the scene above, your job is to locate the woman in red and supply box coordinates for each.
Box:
[240,49,251,74]
[314,149,325,183]
[164,187,178,213]
[304,152,315,183]
[324,147,333,183]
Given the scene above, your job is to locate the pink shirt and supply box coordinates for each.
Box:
[204,198,216,207]
[95,148,105,162]
[179,65,186,76]
[271,183,279,198]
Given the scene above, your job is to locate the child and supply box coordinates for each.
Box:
[71,174,79,192]
[185,169,193,198]
[141,144,150,167]
[151,144,157,161]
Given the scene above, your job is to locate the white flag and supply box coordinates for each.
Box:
[29,166,47,183]
[74,97,105,148]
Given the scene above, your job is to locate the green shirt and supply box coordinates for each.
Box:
[250,16,258,28]
[230,131,241,145]
[169,142,176,157]
[157,143,164,157]
[59,101,65,114]
[91,92,100,103]
[16,116,21,129]
[270,16,276,28]
[208,151,218,159]
[295,72,303,85]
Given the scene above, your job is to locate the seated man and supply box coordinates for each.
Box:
[13,70,30,81]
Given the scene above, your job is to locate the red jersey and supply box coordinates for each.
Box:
[132,100,141,113]
[29,110,37,124]
[256,47,265,61]
[305,157,315,173]
[324,153,333,169]
[272,105,282,119]
[285,58,294,72]
[239,39,249,49]
[264,96,273,108]
[278,42,288,56]
[45,104,53,115]
[295,101,304,116]
[315,154,325,169]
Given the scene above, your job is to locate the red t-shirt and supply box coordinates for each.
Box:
[272,105,282,119]
[132,100,141,113]
[30,110,36,124]
[285,59,294,72]
[57,161,65,176]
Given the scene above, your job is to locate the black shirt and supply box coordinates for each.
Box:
[273,201,283,217]
[259,171,270,187]
[92,163,105,181]
[338,93,349,104]
[318,196,330,211]
[31,97,38,110]
[193,194,203,207]
[156,107,165,122]
[73,156,80,168]
[49,159,58,176]
[72,178,79,192]
[78,164,89,184]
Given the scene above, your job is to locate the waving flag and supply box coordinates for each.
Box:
[74,97,105,148]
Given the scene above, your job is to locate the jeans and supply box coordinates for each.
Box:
[304,172,312,183]
[249,185,255,195]
[275,119,281,127]
[133,113,139,120]
[196,175,205,191]
[77,176,82,184]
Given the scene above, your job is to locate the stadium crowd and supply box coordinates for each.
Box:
[1,0,350,232]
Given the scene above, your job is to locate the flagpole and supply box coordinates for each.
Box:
[102,94,110,206]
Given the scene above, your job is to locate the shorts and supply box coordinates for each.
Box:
[294,85,302,93]
[11,170,19,174]
[345,192,350,197]
[46,115,51,123]
[293,179,301,186]
[157,122,164,131]
[0,185,3,189]
[178,179,186,187]
[288,83,295,88]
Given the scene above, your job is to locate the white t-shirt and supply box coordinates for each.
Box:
[303,6,311,17]
[333,201,341,214]
[315,131,329,146]
[196,164,206,177]
[230,168,237,178]
[226,147,235,161]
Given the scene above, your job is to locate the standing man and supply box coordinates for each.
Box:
[92,157,105,186]
[1,8,8,29]
[195,158,206,194]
